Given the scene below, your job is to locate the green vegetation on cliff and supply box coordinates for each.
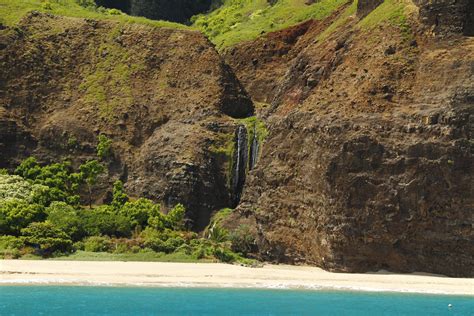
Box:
[358,0,416,39]
[192,0,348,49]
[0,0,186,28]
[318,0,415,41]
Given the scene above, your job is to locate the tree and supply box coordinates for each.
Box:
[21,222,72,256]
[79,160,105,208]
[0,174,35,201]
[111,180,128,210]
[14,158,82,206]
[46,202,83,241]
[15,157,42,180]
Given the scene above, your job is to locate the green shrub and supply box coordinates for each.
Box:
[207,224,228,243]
[143,237,165,252]
[163,236,186,253]
[212,246,236,263]
[0,174,35,201]
[192,245,207,259]
[41,1,53,10]
[130,245,141,253]
[97,134,112,160]
[120,198,161,229]
[230,224,255,255]
[140,226,162,240]
[141,228,167,252]
[107,8,123,15]
[141,228,186,253]
[204,208,232,239]
[174,243,192,255]
[113,242,129,254]
[67,136,78,149]
[0,199,45,235]
[14,158,82,206]
[165,203,186,230]
[190,239,213,259]
[0,172,69,206]
[73,240,85,251]
[81,205,132,237]
[83,236,111,252]
[76,0,96,8]
[1,248,21,259]
[21,222,73,255]
[0,235,25,250]
[111,180,128,210]
[147,213,166,231]
[30,184,73,206]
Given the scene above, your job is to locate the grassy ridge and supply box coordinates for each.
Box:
[193,0,348,49]
[0,0,186,28]
[358,0,416,35]
[317,0,416,42]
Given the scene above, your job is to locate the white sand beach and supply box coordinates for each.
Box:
[0,260,472,295]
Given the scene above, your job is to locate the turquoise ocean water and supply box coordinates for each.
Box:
[0,286,472,315]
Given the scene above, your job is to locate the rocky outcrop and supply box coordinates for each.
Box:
[414,0,473,36]
[356,0,383,18]
[0,12,253,229]
[227,1,474,276]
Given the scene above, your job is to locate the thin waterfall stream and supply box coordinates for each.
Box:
[231,125,248,207]
[249,123,259,170]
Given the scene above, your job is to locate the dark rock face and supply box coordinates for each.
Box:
[0,108,36,168]
[95,0,131,13]
[465,0,474,36]
[218,65,255,118]
[242,108,473,277]
[96,0,216,24]
[227,3,474,276]
[0,13,253,230]
[414,0,473,36]
[356,0,384,18]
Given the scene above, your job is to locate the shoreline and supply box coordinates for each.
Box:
[1,260,473,296]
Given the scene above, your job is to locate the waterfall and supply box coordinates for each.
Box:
[231,125,248,207]
[249,123,259,170]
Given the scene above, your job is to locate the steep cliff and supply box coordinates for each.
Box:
[0,12,253,230]
[224,0,473,277]
[0,0,472,276]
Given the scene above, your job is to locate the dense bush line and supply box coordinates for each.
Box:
[0,137,256,264]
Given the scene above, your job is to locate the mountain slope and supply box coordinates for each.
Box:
[0,0,472,276]
[223,0,474,277]
[0,12,253,230]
